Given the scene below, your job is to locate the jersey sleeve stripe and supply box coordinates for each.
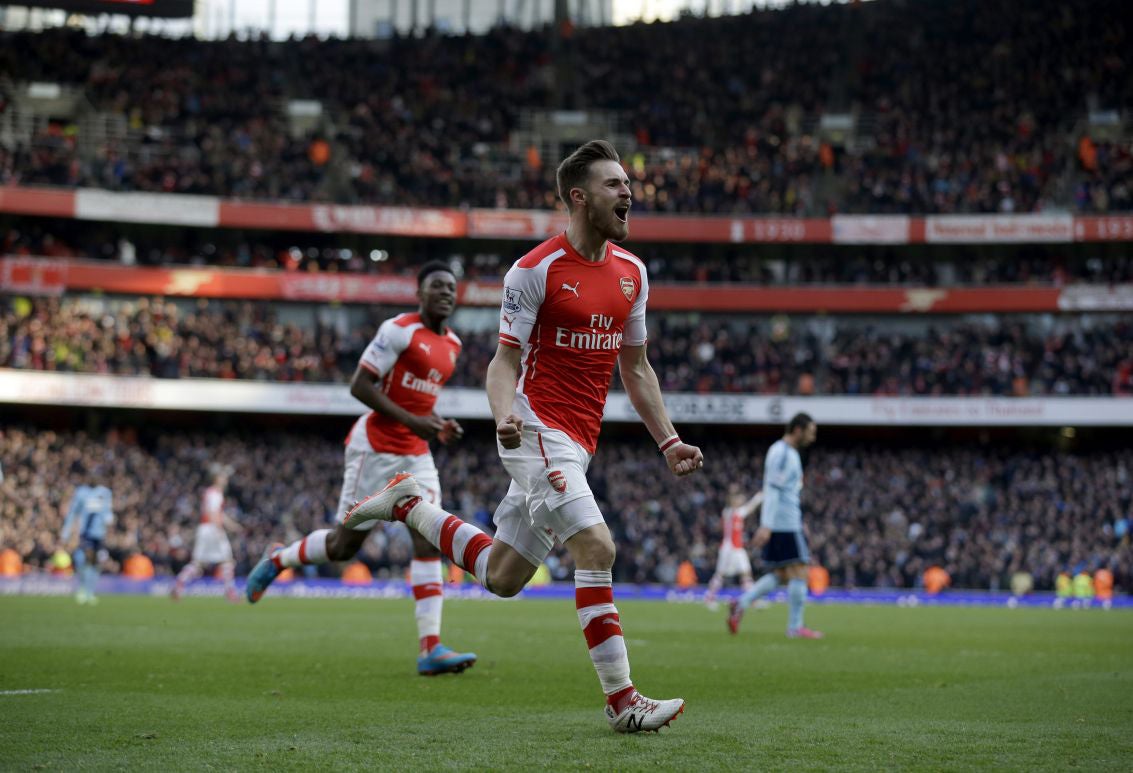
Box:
[516,246,566,270]
[359,361,381,375]
[610,249,645,272]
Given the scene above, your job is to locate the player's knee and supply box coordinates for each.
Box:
[573,533,615,569]
[488,572,525,598]
[326,531,360,561]
[595,540,616,569]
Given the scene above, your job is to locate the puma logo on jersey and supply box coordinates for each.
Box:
[561,281,580,299]
[501,314,514,330]
[418,342,432,354]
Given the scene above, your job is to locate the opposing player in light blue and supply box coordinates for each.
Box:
[728,413,823,639]
[61,484,114,605]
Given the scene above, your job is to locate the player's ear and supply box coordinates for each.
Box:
[571,186,587,208]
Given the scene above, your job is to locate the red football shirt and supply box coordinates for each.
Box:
[722,507,747,549]
[498,233,649,452]
[358,312,462,455]
[201,486,224,525]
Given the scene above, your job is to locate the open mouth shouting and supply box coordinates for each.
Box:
[613,202,630,223]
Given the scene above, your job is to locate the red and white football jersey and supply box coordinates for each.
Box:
[498,233,648,452]
[357,312,462,456]
[201,486,224,525]
[722,507,747,549]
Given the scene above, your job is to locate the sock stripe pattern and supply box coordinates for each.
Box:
[575,569,632,696]
[411,559,443,639]
[410,558,443,600]
[580,603,622,649]
[278,529,331,569]
[177,562,203,584]
[404,500,493,587]
[437,516,492,577]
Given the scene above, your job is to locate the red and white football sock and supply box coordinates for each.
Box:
[395,498,492,587]
[272,529,331,569]
[176,562,202,585]
[219,561,235,592]
[575,569,634,709]
[704,573,724,604]
[411,558,444,654]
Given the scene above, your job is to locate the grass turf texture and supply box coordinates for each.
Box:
[1,596,1130,771]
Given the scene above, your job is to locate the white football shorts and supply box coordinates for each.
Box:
[715,544,753,577]
[336,418,441,531]
[192,523,234,565]
[492,424,605,567]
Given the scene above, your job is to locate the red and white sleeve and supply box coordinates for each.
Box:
[359,317,410,377]
[498,263,544,350]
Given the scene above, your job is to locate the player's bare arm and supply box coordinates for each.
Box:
[753,526,772,548]
[486,344,523,448]
[616,343,704,477]
[743,491,764,515]
[349,362,446,441]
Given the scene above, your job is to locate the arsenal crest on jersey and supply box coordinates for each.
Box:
[619,277,635,302]
[547,470,567,494]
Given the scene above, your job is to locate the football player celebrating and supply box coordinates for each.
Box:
[347,141,703,732]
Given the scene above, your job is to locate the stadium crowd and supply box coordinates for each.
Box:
[0,0,1129,213]
[1,425,1128,594]
[3,294,1131,395]
[6,224,1133,285]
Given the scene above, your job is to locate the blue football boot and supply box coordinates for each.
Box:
[417,644,477,676]
[246,548,283,604]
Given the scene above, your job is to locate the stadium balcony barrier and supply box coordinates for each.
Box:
[2,368,1130,426]
[3,185,1133,246]
[4,256,1133,314]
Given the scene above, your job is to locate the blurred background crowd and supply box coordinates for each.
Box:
[1,0,1130,599]
[5,222,1133,285]
[1,0,1130,214]
[4,295,1131,396]
[2,424,1129,593]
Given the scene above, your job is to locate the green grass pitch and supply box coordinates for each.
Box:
[2,595,1130,771]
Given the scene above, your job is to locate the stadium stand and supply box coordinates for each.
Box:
[5,223,1133,284]
[3,295,1131,395]
[1,0,1129,213]
[1,424,1128,593]
[1,0,1130,604]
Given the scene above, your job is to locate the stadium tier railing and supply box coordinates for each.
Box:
[3,184,1133,245]
[2,368,1129,426]
[4,256,1133,313]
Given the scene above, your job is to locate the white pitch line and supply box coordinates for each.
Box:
[0,689,60,696]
